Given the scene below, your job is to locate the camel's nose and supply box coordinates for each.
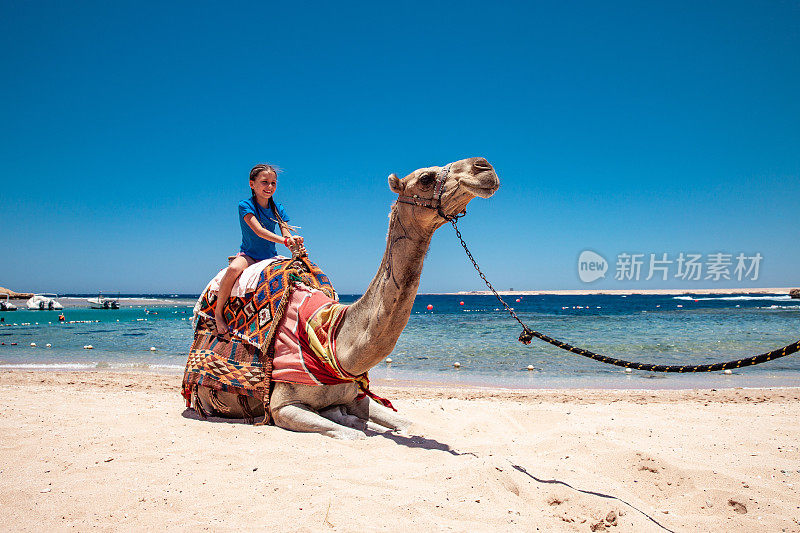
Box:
[472,158,493,172]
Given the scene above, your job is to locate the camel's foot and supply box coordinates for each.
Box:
[350,395,412,434]
[364,421,413,437]
[272,403,367,439]
[333,428,368,440]
[319,405,368,432]
[391,424,413,438]
[323,403,412,436]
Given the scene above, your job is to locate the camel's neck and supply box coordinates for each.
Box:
[335,206,434,376]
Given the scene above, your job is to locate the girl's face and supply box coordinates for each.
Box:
[251,170,277,201]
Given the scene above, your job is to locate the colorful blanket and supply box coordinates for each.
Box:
[182,256,392,423]
[193,256,337,350]
[205,255,289,299]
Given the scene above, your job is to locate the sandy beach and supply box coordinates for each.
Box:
[1,371,798,531]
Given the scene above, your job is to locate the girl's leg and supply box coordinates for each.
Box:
[214,255,254,336]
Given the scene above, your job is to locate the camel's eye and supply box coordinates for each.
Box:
[418,171,436,187]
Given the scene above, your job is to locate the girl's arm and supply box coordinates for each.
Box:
[244,213,303,246]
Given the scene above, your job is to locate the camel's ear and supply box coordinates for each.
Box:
[388,173,403,194]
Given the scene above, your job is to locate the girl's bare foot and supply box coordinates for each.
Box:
[214,314,230,338]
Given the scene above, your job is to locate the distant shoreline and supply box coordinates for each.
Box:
[0,296,198,309]
[435,287,796,296]
[3,287,797,301]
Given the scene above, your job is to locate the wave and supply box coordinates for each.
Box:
[58,296,195,303]
[117,297,190,302]
[0,362,184,371]
[0,363,97,370]
[110,362,183,370]
[673,295,792,302]
[143,364,184,370]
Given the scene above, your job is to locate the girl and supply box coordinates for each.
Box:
[214,163,303,337]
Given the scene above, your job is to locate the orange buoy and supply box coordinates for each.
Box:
[426,304,433,310]
[459,301,464,306]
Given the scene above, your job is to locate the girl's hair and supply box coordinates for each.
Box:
[249,163,281,182]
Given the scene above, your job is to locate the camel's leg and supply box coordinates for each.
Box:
[272,403,366,440]
[349,396,411,433]
[319,405,367,432]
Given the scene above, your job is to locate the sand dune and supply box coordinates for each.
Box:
[1,371,798,531]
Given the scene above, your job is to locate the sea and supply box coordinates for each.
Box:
[1,293,798,389]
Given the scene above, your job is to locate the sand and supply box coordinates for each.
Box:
[1,371,799,532]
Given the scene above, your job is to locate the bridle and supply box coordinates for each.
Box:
[395,164,466,222]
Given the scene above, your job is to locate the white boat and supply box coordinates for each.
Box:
[26,293,63,310]
[88,293,119,309]
[0,293,17,311]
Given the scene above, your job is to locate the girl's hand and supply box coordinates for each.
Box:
[284,234,307,257]
[284,235,304,247]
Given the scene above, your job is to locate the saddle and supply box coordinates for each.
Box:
[182,256,337,423]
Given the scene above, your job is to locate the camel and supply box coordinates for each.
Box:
[193,157,500,438]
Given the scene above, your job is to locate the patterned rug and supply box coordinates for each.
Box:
[194,256,336,350]
[182,256,336,418]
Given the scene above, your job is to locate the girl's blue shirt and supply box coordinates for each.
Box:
[238,197,290,261]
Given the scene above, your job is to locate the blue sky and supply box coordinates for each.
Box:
[1,1,798,294]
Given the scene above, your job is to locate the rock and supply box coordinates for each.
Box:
[789,288,800,299]
[727,499,747,514]
[0,286,33,299]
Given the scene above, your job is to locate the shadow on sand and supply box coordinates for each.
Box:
[181,408,259,425]
[182,408,470,455]
[375,430,476,456]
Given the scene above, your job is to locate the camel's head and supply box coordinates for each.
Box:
[388,157,500,229]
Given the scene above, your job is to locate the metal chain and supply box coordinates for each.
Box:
[451,219,530,333]
[450,219,800,372]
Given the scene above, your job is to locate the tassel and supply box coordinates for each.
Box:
[192,385,208,419]
[208,389,227,413]
[237,395,255,425]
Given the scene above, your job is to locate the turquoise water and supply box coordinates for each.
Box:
[1,294,798,389]
[0,305,193,371]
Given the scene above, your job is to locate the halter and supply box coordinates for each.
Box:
[395,164,466,221]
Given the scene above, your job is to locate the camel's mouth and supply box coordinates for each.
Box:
[461,184,497,198]
[460,171,500,199]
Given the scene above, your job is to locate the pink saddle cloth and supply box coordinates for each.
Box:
[271,284,394,410]
[272,284,351,385]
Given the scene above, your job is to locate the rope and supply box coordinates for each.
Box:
[451,219,800,373]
